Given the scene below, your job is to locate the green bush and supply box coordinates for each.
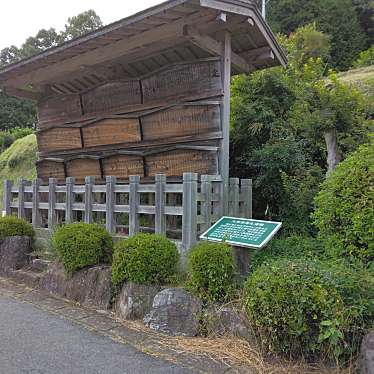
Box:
[0,216,34,241]
[112,233,179,287]
[187,241,236,302]
[244,258,374,360]
[52,223,113,274]
[313,143,374,264]
[250,235,326,272]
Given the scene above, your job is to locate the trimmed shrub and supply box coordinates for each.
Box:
[52,223,113,274]
[187,241,236,302]
[250,235,326,272]
[244,258,374,361]
[112,233,179,288]
[313,143,374,264]
[0,216,34,241]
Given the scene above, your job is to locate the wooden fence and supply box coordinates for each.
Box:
[2,173,252,253]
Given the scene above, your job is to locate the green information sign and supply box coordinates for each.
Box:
[200,216,282,249]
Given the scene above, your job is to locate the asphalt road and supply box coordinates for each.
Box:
[0,296,192,374]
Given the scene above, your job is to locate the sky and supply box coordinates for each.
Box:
[0,0,162,50]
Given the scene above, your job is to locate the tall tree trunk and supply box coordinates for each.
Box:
[324,128,341,175]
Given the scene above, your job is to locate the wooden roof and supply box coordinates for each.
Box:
[0,0,286,100]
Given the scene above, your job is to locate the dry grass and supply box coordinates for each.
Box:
[120,320,355,374]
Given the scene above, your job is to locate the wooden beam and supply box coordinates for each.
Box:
[0,86,40,101]
[4,10,215,88]
[240,46,275,62]
[220,31,231,215]
[183,26,253,73]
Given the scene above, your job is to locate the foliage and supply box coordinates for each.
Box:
[52,223,113,274]
[268,0,368,70]
[187,241,236,303]
[250,235,326,272]
[0,10,102,132]
[244,258,374,361]
[353,44,374,67]
[0,216,34,241]
[313,142,374,264]
[231,24,371,232]
[0,134,37,210]
[111,233,179,288]
[0,127,34,152]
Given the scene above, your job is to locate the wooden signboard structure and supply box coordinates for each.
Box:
[0,0,286,215]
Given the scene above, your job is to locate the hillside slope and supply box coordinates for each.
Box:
[0,134,37,210]
[337,65,374,96]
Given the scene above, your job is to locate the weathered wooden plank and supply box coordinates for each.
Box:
[36,159,66,182]
[48,178,57,229]
[146,149,217,177]
[82,117,141,148]
[241,178,252,218]
[142,59,223,105]
[37,127,82,153]
[65,177,75,224]
[129,175,140,236]
[229,177,239,216]
[17,179,26,219]
[38,94,82,127]
[3,180,12,216]
[200,174,212,232]
[32,179,41,228]
[66,158,102,181]
[81,80,141,116]
[141,104,220,141]
[155,174,166,235]
[106,176,116,234]
[102,154,144,179]
[84,176,94,224]
[182,172,198,255]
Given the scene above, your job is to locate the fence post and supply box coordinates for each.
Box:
[229,177,240,217]
[48,178,57,229]
[84,176,94,224]
[106,176,116,234]
[201,175,212,232]
[182,172,198,253]
[241,179,253,218]
[65,177,75,224]
[17,179,27,219]
[129,175,140,236]
[3,180,12,216]
[32,179,41,228]
[155,174,166,235]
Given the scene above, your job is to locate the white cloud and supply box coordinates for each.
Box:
[0,0,162,50]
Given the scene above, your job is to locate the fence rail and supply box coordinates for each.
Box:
[3,173,252,254]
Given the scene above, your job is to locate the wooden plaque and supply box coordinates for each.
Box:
[146,149,217,177]
[82,80,141,116]
[102,154,144,179]
[38,94,82,127]
[82,117,141,148]
[66,158,102,180]
[142,60,223,104]
[141,104,221,141]
[37,127,82,153]
[36,160,65,182]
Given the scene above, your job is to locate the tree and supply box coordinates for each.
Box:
[268,0,367,70]
[0,10,103,131]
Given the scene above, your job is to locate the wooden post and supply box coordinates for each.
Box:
[84,176,94,224]
[106,176,116,234]
[155,174,166,236]
[129,175,140,237]
[201,175,212,232]
[65,177,75,224]
[229,177,239,217]
[18,179,26,219]
[48,178,57,229]
[3,180,12,216]
[241,179,253,218]
[32,179,41,228]
[220,31,232,215]
[182,172,198,253]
